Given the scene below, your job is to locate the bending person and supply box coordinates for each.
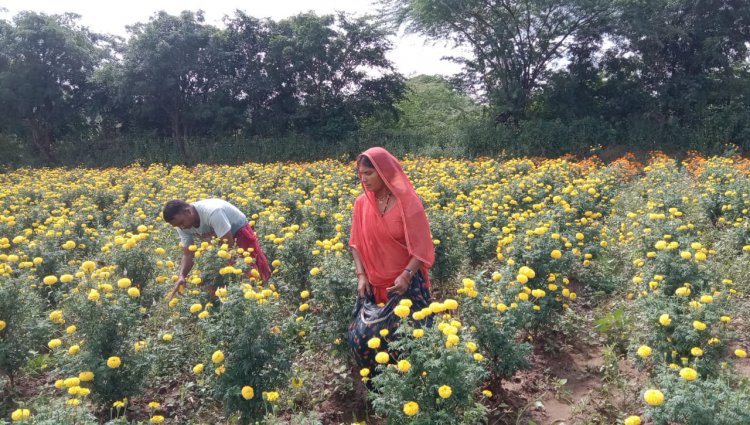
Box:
[163,198,270,299]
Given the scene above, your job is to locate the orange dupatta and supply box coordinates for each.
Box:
[349,147,435,303]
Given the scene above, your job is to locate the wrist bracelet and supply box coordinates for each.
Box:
[404,268,414,276]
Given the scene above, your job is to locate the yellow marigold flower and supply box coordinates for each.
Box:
[675,287,690,296]
[117,278,131,289]
[654,240,667,250]
[11,408,31,421]
[531,289,546,298]
[212,350,225,364]
[474,353,484,361]
[215,365,226,375]
[241,385,255,400]
[367,338,381,349]
[81,261,96,273]
[624,416,641,425]
[162,334,173,342]
[112,401,125,408]
[659,314,671,326]
[360,368,370,377]
[66,398,80,407]
[637,345,652,358]
[68,345,80,355]
[444,298,459,310]
[735,349,747,358]
[48,339,62,349]
[412,329,424,338]
[49,310,64,323]
[403,401,419,416]
[516,274,529,284]
[375,351,390,364]
[87,289,100,302]
[107,356,121,369]
[299,303,309,312]
[643,389,664,406]
[300,290,310,298]
[466,342,477,353]
[150,416,165,424]
[63,377,80,388]
[550,249,562,259]
[679,367,698,381]
[79,371,94,382]
[43,275,58,285]
[397,359,411,373]
[680,251,692,260]
[691,347,703,357]
[198,311,209,319]
[0,320,5,331]
[127,287,140,298]
[720,315,730,323]
[193,363,204,374]
[190,304,203,314]
[309,267,320,276]
[438,385,452,398]
[264,391,279,402]
[271,259,281,268]
[693,321,706,331]
[148,401,160,409]
[60,274,74,283]
[394,305,410,318]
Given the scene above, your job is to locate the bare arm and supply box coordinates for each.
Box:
[351,248,371,298]
[169,246,195,300]
[218,230,234,249]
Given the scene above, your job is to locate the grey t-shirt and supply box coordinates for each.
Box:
[176,199,248,246]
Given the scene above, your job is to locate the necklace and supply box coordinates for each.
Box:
[376,191,391,216]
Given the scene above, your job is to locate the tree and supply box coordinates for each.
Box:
[261,12,406,138]
[365,74,480,138]
[0,12,105,162]
[380,0,611,120]
[608,0,750,123]
[120,10,221,156]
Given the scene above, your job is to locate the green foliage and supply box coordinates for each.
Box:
[457,276,531,380]
[198,284,293,423]
[0,280,52,388]
[0,11,108,163]
[593,307,634,355]
[57,284,150,404]
[307,252,358,351]
[369,318,488,425]
[645,367,750,425]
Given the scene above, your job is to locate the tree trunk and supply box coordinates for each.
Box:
[28,120,56,164]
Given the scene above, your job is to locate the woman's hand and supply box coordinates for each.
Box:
[387,273,410,296]
[357,275,371,298]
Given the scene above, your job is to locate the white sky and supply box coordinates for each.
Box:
[0,0,467,77]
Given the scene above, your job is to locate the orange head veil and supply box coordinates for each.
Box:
[358,147,435,269]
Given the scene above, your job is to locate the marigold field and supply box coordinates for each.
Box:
[1,153,749,425]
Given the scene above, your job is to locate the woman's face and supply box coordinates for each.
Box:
[358,163,386,194]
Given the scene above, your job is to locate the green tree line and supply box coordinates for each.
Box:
[1,1,750,166]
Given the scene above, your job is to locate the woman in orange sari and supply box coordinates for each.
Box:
[348,147,435,367]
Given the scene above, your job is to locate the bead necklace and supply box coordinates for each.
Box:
[376,191,391,216]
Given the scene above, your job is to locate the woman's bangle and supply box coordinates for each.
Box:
[403,268,414,276]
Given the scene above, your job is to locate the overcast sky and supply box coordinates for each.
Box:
[0,0,468,77]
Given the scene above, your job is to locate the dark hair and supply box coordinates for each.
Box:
[163,199,190,222]
[357,154,374,168]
